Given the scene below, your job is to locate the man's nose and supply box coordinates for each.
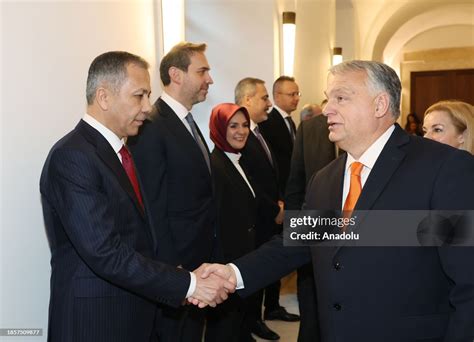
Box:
[206,74,214,84]
[143,96,153,114]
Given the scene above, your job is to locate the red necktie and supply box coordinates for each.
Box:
[119,145,144,210]
[343,162,364,217]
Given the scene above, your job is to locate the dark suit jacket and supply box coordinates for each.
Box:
[235,125,474,342]
[40,120,190,342]
[128,98,216,270]
[259,108,293,193]
[211,148,257,262]
[240,131,280,245]
[285,114,336,210]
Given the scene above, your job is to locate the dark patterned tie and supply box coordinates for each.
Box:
[286,116,297,141]
[254,126,274,167]
[185,113,211,172]
[119,145,144,210]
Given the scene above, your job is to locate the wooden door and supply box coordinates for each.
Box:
[410,69,474,121]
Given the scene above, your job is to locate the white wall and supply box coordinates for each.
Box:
[0,1,158,339]
[294,0,334,122]
[185,0,276,146]
[185,0,335,131]
[403,25,474,52]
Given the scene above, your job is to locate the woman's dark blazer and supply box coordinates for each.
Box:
[211,148,257,262]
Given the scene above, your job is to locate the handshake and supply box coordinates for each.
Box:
[187,263,238,308]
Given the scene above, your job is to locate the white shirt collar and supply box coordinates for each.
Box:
[345,125,396,172]
[250,120,258,132]
[83,113,124,154]
[161,90,190,121]
[225,151,241,162]
[273,105,290,119]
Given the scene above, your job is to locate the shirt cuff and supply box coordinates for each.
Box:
[228,263,245,289]
[186,272,196,298]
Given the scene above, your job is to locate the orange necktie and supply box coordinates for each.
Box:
[343,162,364,217]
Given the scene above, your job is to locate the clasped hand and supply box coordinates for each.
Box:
[188,263,237,308]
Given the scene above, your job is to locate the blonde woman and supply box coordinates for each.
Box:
[423,100,474,154]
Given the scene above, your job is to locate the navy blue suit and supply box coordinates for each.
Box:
[128,97,216,341]
[40,120,190,342]
[129,98,216,270]
[235,125,474,342]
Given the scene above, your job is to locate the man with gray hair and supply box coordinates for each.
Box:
[196,60,474,342]
[300,103,323,121]
[40,51,233,342]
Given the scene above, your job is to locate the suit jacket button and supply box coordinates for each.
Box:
[333,303,342,311]
[334,262,341,271]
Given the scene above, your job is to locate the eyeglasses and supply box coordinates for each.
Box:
[278,92,301,98]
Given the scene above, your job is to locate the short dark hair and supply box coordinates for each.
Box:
[273,75,296,95]
[329,60,401,118]
[234,77,265,105]
[159,42,207,86]
[86,51,149,105]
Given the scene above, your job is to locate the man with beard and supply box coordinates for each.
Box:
[129,42,216,342]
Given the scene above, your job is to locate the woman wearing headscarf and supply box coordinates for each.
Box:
[423,100,474,154]
[205,103,257,342]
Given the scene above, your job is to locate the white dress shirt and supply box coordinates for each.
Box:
[231,124,397,289]
[225,152,255,197]
[342,125,395,209]
[82,113,196,297]
[161,91,193,136]
[83,113,125,162]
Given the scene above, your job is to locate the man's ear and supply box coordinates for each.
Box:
[169,67,182,85]
[243,94,252,108]
[95,87,110,111]
[374,92,390,118]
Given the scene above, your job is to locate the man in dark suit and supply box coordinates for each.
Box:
[234,77,285,340]
[260,76,300,195]
[40,51,233,342]
[258,76,302,324]
[285,114,336,342]
[197,60,474,342]
[128,42,216,341]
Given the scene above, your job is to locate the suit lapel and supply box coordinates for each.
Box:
[333,125,408,255]
[247,133,275,171]
[355,125,408,211]
[76,120,145,219]
[156,98,211,172]
[327,156,346,211]
[272,109,293,149]
[218,149,255,201]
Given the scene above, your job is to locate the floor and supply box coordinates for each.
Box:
[254,272,300,342]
